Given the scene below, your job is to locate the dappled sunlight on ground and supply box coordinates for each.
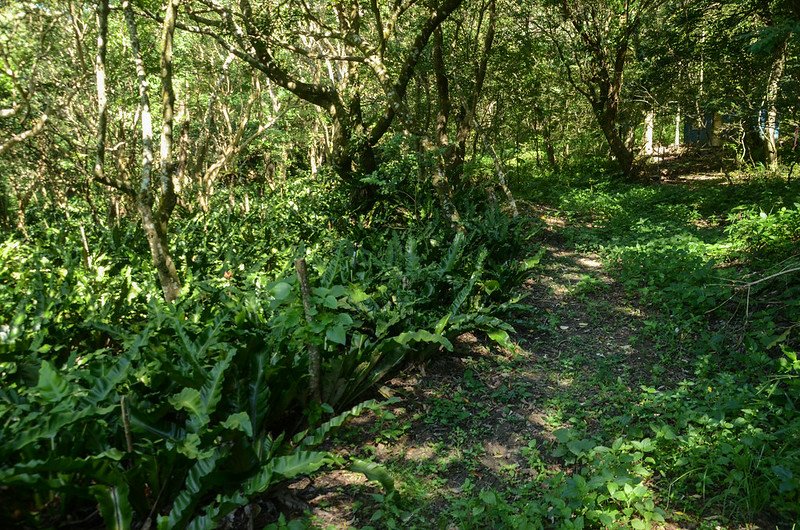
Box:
[295,155,799,527]
[302,212,671,527]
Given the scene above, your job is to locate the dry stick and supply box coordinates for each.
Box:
[737,266,800,320]
[295,258,322,404]
[120,395,133,453]
[737,266,800,290]
[79,224,92,269]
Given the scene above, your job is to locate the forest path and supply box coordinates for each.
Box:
[287,209,666,528]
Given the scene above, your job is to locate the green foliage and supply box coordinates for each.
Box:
[725,204,800,261]
[0,176,535,527]
[510,165,800,524]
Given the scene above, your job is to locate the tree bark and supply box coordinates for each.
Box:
[595,104,635,177]
[643,109,654,155]
[0,115,48,158]
[431,27,462,227]
[93,0,109,183]
[762,34,789,169]
[123,0,181,302]
[295,258,322,404]
[0,175,9,229]
[710,111,723,148]
[157,0,179,230]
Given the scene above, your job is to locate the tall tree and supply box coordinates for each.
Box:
[542,0,658,177]
[122,0,182,301]
[181,0,465,194]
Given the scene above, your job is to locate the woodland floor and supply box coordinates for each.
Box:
[259,159,792,529]
[267,210,685,527]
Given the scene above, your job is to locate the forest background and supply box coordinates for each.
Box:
[1,0,799,528]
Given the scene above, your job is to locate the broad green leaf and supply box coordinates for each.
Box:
[244,462,275,495]
[326,324,347,345]
[554,428,574,443]
[222,412,253,437]
[322,295,338,308]
[169,388,202,415]
[522,249,545,271]
[91,483,132,530]
[177,432,214,459]
[479,490,497,506]
[271,281,292,301]
[84,357,131,406]
[158,452,221,530]
[630,518,646,530]
[271,451,334,480]
[13,404,116,450]
[434,314,451,335]
[349,286,370,303]
[487,329,514,350]
[483,280,500,294]
[187,350,235,432]
[394,330,453,351]
[350,459,395,493]
[295,399,383,447]
[36,361,70,401]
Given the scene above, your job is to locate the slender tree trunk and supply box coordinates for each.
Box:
[541,113,557,169]
[93,0,109,184]
[710,111,723,148]
[487,143,518,217]
[295,258,321,404]
[763,35,789,169]
[156,0,179,232]
[643,109,654,155]
[431,27,462,227]
[123,0,181,302]
[0,176,8,229]
[674,108,681,147]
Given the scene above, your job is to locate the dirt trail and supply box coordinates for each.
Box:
[285,219,660,528]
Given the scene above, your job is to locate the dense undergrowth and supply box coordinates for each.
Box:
[294,161,799,529]
[550,166,799,523]
[3,156,799,529]
[0,169,537,529]
[437,162,800,527]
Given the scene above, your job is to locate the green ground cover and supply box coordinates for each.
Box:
[297,165,800,529]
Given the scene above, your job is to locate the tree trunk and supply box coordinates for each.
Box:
[643,109,654,155]
[431,27,462,227]
[123,0,181,302]
[138,201,181,302]
[0,176,8,229]
[710,112,722,148]
[542,114,557,169]
[674,109,680,147]
[156,0,179,232]
[596,106,635,177]
[486,143,518,217]
[295,258,321,404]
[93,0,109,184]
[762,35,789,169]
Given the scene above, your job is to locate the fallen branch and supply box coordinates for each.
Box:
[734,266,800,291]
